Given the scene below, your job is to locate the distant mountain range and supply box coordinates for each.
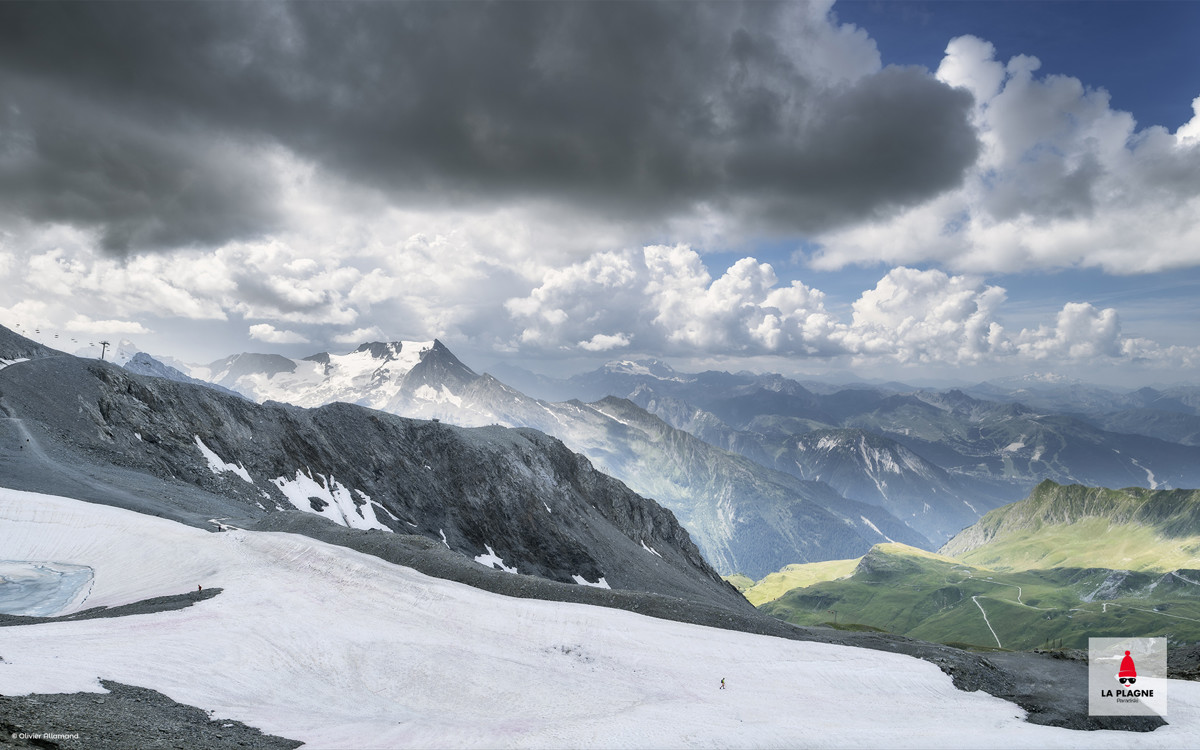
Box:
[119,344,1200,577]
[562,359,1200,490]
[131,342,923,578]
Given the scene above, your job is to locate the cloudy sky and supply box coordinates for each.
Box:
[2,0,1199,386]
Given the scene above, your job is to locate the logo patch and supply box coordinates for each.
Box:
[1088,637,1167,717]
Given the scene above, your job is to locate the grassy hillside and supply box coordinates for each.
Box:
[940,480,1200,571]
[739,557,861,606]
[758,543,1200,650]
[723,574,755,593]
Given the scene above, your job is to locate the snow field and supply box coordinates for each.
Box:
[2,487,1200,749]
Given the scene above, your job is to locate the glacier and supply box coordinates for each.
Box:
[3,487,1200,748]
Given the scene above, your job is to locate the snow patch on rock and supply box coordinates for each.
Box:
[194,436,252,483]
[475,545,518,574]
[572,575,611,589]
[412,383,463,406]
[270,469,391,532]
[859,516,895,543]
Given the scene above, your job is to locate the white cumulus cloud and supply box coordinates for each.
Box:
[506,249,1200,370]
[811,35,1200,275]
[248,324,309,345]
[578,333,632,352]
[63,315,151,336]
[835,267,1008,364]
[1013,302,1122,360]
[507,245,837,356]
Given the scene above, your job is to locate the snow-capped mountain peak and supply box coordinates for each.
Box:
[180,340,441,410]
[601,358,685,381]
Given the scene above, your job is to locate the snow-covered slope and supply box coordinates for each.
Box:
[5,488,1199,749]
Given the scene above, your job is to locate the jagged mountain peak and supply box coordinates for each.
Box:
[407,339,477,379]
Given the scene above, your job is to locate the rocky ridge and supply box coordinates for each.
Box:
[0,348,743,610]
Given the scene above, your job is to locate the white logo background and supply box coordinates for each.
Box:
[1088,637,1168,717]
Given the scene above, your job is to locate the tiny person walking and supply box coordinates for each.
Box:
[720,678,725,690]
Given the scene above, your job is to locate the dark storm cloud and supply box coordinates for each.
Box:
[0,78,283,253]
[0,1,979,253]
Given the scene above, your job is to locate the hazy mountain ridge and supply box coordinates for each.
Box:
[124,352,247,400]
[769,428,1003,544]
[582,361,1200,500]
[608,378,1017,541]
[580,396,929,577]
[961,379,1200,448]
[161,342,925,578]
[964,378,1200,417]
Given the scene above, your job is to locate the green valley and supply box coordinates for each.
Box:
[750,482,1200,651]
[757,543,1200,650]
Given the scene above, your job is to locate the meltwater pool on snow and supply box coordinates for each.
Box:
[0,560,93,617]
